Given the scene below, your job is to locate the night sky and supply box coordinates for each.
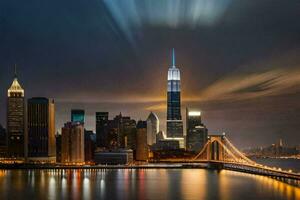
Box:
[0,0,300,148]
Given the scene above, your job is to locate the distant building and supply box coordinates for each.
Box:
[71,109,85,124]
[186,109,208,152]
[94,149,133,165]
[95,113,137,151]
[56,133,62,163]
[166,49,183,138]
[7,69,25,158]
[0,124,6,147]
[96,112,109,148]
[61,122,84,164]
[152,139,180,151]
[146,112,159,145]
[0,124,7,157]
[113,113,136,149]
[156,131,165,143]
[136,120,148,161]
[121,116,136,150]
[27,97,56,162]
[84,130,95,163]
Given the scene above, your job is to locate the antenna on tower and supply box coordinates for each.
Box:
[172,48,175,67]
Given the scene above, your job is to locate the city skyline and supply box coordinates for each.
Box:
[0,1,299,199]
[1,1,300,148]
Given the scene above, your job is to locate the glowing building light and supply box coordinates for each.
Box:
[188,111,201,116]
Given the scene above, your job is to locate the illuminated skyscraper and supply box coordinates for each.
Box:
[7,67,25,158]
[146,112,159,145]
[186,108,208,152]
[27,97,56,162]
[166,49,183,138]
[71,109,85,124]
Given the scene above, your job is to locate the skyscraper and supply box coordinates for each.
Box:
[61,122,85,164]
[96,112,109,148]
[84,130,95,163]
[146,112,159,145]
[0,124,6,147]
[71,109,85,124]
[56,133,62,163]
[136,120,148,161]
[27,97,56,162]
[7,68,25,158]
[186,109,208,152]
[112,113,136,149]
[166,49,183,138]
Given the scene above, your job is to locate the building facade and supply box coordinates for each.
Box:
[7,71,25,158]
[84,130,95,163]
[56,133,62,163]
[0,124,6,147]
[136,120,148,161]
[96,112,109,148]
[94,149,133,165]
[61,122,85,164]
[27,97,56,162]
[166,49,183,138]
[146,112,159,145]
[186,109,208,152]
[71,109,85,124]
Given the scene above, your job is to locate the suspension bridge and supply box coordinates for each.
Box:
[190,134,300,181]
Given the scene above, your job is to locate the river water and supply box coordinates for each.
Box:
[0,167,299,200]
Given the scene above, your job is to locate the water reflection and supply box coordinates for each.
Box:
[0,169,298,200]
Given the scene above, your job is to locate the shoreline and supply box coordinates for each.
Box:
[0,163,207,170]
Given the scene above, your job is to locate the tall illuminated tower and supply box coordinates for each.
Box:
[7,66,25,158]
[166,49,183,138]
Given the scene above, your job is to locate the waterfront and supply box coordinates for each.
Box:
[254,158,300,173]
[0,168,299,200]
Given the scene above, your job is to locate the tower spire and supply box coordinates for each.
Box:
[172,48,175,67]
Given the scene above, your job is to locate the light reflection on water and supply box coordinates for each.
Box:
[0,169,298,200]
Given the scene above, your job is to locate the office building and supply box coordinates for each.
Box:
[71,109,85,124]
[146,112,159,146]
[27,97,56,162]
[121,116,136,149]
[84,130,95,163]
[110,113,136,149]
[186,109,208,152]
[7,69,25,158]
[94,149,133,165]
[56,133,62,163]
[166,49,183,138]
[96,112,109,148]
[136,120,148,161]
[0,124,6,147]
[61,122,84,164]
[152,139,180,151]
[156,131,165,143]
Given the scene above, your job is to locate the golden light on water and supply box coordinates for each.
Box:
[0,169,299,199]
[220,170,300,200]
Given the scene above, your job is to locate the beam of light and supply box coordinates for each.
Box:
[103,0,231,44]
